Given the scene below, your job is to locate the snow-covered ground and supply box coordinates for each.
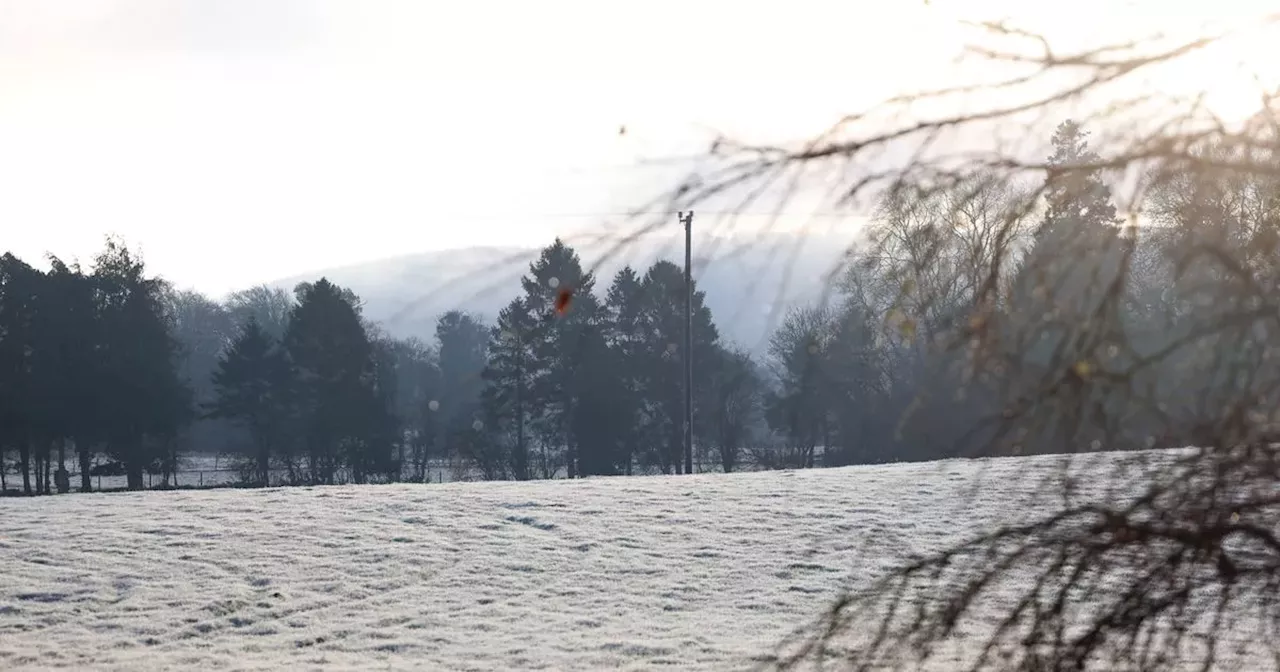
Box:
[0,450,1240,670]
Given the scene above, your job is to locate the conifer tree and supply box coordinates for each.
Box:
[209,318,292,485]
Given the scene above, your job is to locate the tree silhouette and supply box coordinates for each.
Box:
[283,278,379,485]
[91,240,191,490]
[482,297,536,480]
[635,260,719,474]
[519,239,603,478]
[209,318,292,485]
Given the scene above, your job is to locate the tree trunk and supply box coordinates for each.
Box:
[258,439,271,487]
[32,446,42,494]
[77,438,93,492]
[43,442,52,494]
[56,438,69,494]
[125,461,145,490]
[415,434,427,483]
[352,448,365,485]
[19,440,31,495]
[166,435,179,487]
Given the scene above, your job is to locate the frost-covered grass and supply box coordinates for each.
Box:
[0,450,1224,670]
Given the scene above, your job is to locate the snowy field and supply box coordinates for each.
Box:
[0,450,1251,670]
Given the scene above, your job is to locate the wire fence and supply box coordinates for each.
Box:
[2,450,832,495]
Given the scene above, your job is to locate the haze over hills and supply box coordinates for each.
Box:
[266,230,856,353]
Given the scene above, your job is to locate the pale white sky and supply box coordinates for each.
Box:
[0,0,1273,296]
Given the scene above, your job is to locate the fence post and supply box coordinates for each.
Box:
[199,471,203,487]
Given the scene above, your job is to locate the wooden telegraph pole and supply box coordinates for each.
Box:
[680,210,694,476]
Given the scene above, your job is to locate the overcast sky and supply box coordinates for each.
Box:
[0,0,1272,296]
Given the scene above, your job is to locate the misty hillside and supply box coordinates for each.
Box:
[269,231,855,352]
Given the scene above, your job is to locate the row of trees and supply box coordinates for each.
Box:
[467,242,763,479]
[0,242,498,493]
[206,241,770,485]
[0,242,188,493]
[758,117,1280,472]
[7,118,1253,494]
[0,233,775,493]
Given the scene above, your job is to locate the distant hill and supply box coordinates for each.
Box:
[268,231,856,353]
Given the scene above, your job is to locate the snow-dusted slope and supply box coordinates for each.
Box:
[0,452,1215,670]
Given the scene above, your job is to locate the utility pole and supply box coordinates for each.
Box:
[515,310,525,481]
[681,210,694,476]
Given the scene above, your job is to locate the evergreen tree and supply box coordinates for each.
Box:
[435,310,489,460]
[364,332,403,482]
[822,304,899,465]
[481,297,536,480]
[32,258,101,492]
[636,260,719,474]
[283,278,379,484]
[208,318,292,485]
[998,121,1130,454]
[92,240,192,489]
[571,325,630,476]
[0,254,41,494]
[603,267,647,474]
[519,239,604,478]
[1039,120,1122,244]
[1020,120,1125,298]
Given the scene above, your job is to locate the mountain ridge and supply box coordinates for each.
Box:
[265,231,856,353]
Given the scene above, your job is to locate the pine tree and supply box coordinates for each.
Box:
[571,325,630,476]
[481,297,536,480]
[636,260,720,474]
[603,267,646,475]
[364,333,403,482]
[283,278,378,484]
[519,239,605,478]
[1036,119,1123,250]
[208,318,292,485]
[1001,121,1129,454]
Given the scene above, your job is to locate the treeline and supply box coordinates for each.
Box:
[0,236,776,493]
[205,241,770,484]
[762,118,1280,464]
[0,242,189,493]
[4,118,1271,494]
